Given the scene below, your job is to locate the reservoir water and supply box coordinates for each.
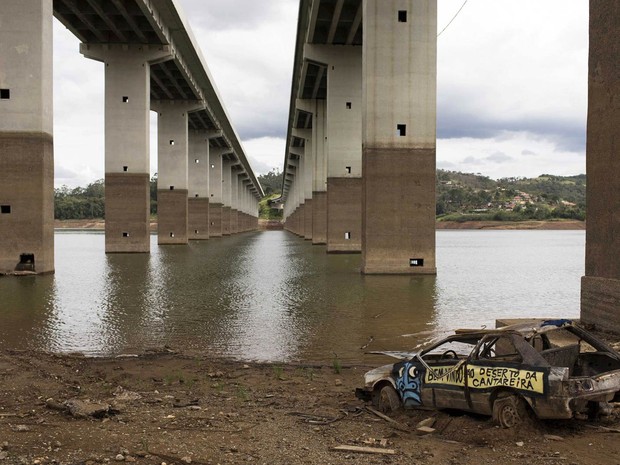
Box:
[0,230,584,363]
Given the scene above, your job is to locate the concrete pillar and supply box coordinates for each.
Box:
[221,159,232,236]
[208,147,227,237]
[0,0,54,275]
[581,0,620,332]
[312,100,328,245]
[361,0,437,274]
[305,45,363,253]
[230,169,239,234]
[154,101,199,245]
[188,130,210,240]
[237,175,246,232]
[81,43,172,253]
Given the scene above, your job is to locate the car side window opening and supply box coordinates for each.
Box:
[476,336,523,363]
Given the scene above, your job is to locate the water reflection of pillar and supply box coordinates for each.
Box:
[99,253,154,354]
[0,275,58,351]
[301,256,438,363]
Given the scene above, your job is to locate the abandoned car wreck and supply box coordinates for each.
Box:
[356,320,620,428]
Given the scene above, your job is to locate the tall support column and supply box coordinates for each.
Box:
[208,148,227,237]
[312,100,328,245]
[188,130,210,240]
[0,0,54,274]
[221,159,232,236]
[155,101,198,245]
[230,169,239,234]
[237,175,246,233]
[294,128,314,241]
[81,44,172,253]
[361,0,437,274]
[581,0,620,332]
[305,45,363,253]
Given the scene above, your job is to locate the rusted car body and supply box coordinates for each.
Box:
[356,320,620,427]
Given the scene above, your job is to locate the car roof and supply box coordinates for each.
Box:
[453,319,575,339]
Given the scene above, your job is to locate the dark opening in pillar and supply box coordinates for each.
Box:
[397,124,407,136]
[16,254,35,272]
[170,233,175,238]
[346,166,351,174]
[169,140,175,146]
[410,258,424,267]
[123,166,128,172]
[346,102,352,109]
[195,230,199,234]
[0,89,10,99]
[398,10,408,22]
[170,186,175,191]
[123,232,130,238]
[195,194,199,198]
[1,205,11,214]
[345,232,351,240]
[122,96,129,103]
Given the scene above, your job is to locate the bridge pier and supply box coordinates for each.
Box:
[312,101,328,245]
[155,101,201,245]
[581,0,620,332]
[305,45,363,253]
[208,148,227,237]
[81,43,172,254]
[222,160,232,236]
[188,130,210,240]
[0,0,54,274]
[361,0,437,274]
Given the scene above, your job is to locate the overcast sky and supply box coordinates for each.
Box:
[52,0,589,188]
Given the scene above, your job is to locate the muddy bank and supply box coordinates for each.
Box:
[0,349,618,465]
[436,220,585,230]
[56,219,585,232]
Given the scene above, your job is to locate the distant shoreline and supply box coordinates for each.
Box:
[55,219,585,231]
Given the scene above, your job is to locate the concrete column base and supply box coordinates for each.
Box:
[0,132,54,274]
[298,204,306,237]
[581,277,620,333]
[188,198,209,240]
[105,173,150,253]
[209,203,223,237]
[231,209,238,234]
[361,149,436,274]
[304,199,313,240]
[158,189,189,245]
[312,191,327,245]
[327,178,362,253]
[222,207,231,235]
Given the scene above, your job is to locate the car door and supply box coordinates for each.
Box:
[466,334,526,415]
[419,339,474,411]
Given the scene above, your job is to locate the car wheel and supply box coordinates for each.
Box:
[492,394,528,428]
[374,385,401,414]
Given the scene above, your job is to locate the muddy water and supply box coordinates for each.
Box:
[0,230,584,363]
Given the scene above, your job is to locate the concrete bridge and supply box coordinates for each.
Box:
[281,0,437,274]
[0,0,263,275]
[280,0,620,332]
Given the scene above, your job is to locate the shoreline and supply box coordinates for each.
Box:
[55,219,586,231]
[0,347,617,465]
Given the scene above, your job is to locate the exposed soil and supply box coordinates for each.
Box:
[436,220,585,230]
[1,349,619,465]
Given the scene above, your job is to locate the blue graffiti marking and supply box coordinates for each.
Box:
[394,361,424,407]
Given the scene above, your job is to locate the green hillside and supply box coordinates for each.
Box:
[437,170,586,222]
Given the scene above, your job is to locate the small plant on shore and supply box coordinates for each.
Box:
[236,385,250,402]
[273,365,285,380]
[332,353,342,375]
